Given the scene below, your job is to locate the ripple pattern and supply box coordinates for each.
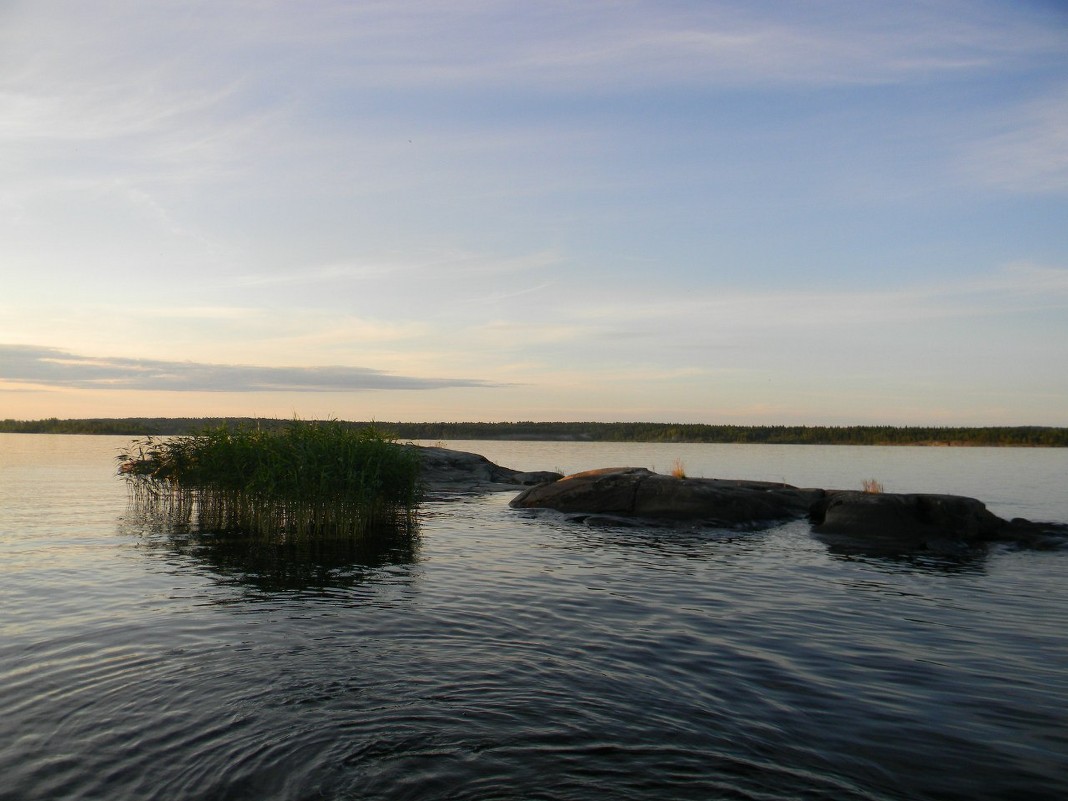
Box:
[3,436,1068,800]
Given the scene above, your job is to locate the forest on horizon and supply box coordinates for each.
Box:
[2,417,1067,446]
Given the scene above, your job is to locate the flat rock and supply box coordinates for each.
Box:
[509,467,823,528]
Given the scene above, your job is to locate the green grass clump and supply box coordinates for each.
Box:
[118,420,420,538]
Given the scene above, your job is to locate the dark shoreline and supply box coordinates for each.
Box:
[3,417,1067,446]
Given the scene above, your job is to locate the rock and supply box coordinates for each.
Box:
[633,475,822,525]
[509,467,823,528]
[809,491,1008,553]
[510,467,652,514]
[414,445,562,493]
[514,470,566,486]
[416,447,1067,554]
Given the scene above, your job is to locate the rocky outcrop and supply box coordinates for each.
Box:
[808,491,1068,554]
[507,465,1068,554]
[415,445,561,493]
[415,449,1066,554]
[509,467,823,528]
[808,491,1007,553]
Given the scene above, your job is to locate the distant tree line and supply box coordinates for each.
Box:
[0,417,253,436]
[2,417,1067,446]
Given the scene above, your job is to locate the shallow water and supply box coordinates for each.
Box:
[2,434,1067,800]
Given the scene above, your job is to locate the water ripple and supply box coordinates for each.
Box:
[4,438,1068,800]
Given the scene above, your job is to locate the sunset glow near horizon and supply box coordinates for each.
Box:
[2,1,1067,426]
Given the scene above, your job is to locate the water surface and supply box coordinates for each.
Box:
[2,434,1066,800]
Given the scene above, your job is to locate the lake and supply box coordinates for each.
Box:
[2,434,1067,800]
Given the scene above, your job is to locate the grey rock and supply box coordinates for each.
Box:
[413,445,562,493]
[810,491,1003,539]
[509,467,823,528]
[416,447,1066,554]
[807,491,1065,554]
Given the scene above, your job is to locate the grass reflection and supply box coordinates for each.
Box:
[125,518,419,595]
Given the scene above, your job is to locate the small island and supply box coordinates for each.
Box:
[117,422,1068,556]
[119,421,423,538]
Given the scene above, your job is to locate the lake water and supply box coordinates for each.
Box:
[2,433,1067,800]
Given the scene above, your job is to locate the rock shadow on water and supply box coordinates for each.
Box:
[567,522,746,562]
[814,536,994,575]
[510,504,770,563]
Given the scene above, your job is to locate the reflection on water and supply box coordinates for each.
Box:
[524,516,742,561]
[831,550,991,579]
[122,518,420,596]
[815,535,993,573]
[518,506,998,576]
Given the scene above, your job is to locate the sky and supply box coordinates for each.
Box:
[2,0,1067,426]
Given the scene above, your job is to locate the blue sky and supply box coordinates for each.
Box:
[2,0,1067,424]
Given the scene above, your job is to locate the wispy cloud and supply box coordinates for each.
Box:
[959,84,1068,193]
[229,249,562,289]
[0,345,498,393]
[521,263,1068,341]
[229,1,1062,90]
[5,2,1057,129]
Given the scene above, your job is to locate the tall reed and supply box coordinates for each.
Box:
[118,420,420,539]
